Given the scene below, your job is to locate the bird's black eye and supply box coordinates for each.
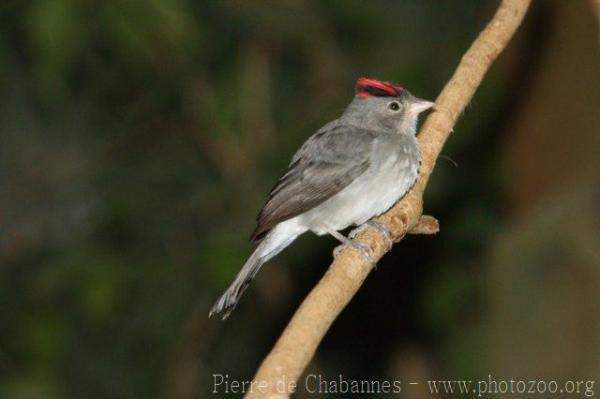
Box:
[388,101,400,111]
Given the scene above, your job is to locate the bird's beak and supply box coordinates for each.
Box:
[408,98,435,115]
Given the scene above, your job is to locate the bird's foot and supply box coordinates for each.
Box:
[350,220,393,251]
[324,225,374,262]
[333,241,373,262]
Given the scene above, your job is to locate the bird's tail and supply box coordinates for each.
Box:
[209,227,300,319]
[209,250,264,320]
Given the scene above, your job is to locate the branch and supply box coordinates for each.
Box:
[593,0,600,45]
[245,0,531,397]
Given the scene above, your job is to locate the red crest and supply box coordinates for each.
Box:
[355,77,403,97]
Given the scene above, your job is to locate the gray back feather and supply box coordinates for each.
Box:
[250,123,376,241]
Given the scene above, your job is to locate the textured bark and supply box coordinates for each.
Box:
[245,0,532,397]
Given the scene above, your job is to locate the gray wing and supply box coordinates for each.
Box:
[250,123,376,241]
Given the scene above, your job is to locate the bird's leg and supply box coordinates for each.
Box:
[349,220,393,251]
[324,227,373,262]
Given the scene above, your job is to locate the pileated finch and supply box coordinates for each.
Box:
[210,77,434,319]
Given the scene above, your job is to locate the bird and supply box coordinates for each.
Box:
[210,77,434,319]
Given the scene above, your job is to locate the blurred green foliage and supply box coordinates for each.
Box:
[2,1,596,398]
[0,1,504,397]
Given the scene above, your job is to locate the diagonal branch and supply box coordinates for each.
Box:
[245,0,532,397]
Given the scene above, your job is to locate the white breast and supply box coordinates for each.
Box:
[296,145,419,235]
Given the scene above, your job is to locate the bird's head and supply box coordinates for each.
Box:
[343,77,434,134]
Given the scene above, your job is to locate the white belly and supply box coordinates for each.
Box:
[295,153,418,234]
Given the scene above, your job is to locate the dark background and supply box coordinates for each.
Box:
[1,1,599,398]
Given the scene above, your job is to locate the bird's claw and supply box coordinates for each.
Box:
[333,241,373,262]
[350,221,393,251]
